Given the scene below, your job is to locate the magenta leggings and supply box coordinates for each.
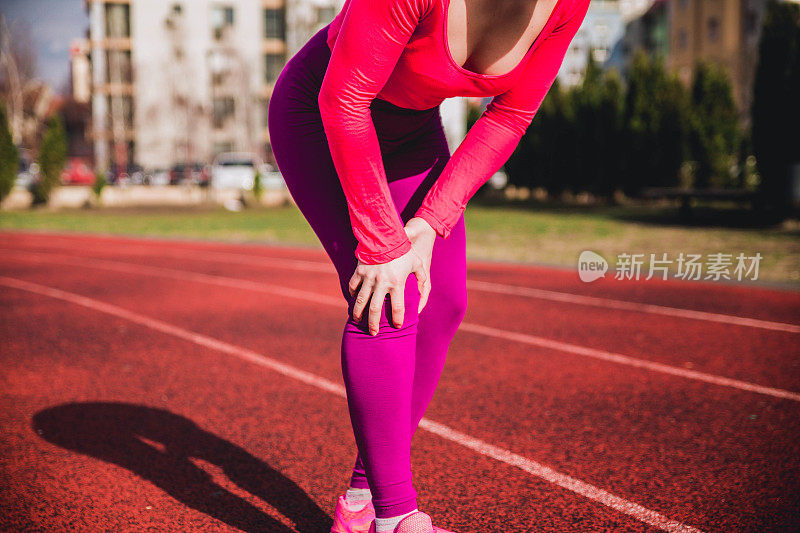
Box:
[267,24,468,519]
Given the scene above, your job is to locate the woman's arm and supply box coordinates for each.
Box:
[413,0,590,239]
[318,0,432,265]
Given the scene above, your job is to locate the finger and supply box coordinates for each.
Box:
[413,263,429,313]
[368,285,388,336]
[419,276,431,313]
[389,285,405,329]
[348,270,361,297]
[353,277,374,322]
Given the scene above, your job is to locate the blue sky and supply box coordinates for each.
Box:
[1,0,87,91]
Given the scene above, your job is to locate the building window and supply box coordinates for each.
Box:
[211,5,235,40]
[212,97,235,129]
[592,48,609,63]
[214,141,234,155]
[105,50,133,84]
[107,95,134,127]
[105,3,130,38]
[678,28,688,49]
[265,53,285,84]
[317,6,337,24]
[707,17,720,42]
[127,141,136,165]
[264,8,285,40]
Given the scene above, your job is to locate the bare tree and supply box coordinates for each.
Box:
[0,15,38,144]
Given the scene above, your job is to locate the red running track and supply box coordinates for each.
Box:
[1,230,798,532]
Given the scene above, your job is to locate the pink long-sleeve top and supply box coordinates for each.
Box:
[317,0,590,264]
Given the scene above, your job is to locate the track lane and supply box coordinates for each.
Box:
[3,245,798,397]
[1,279,674,533]
[461,292,800,392]
[3,249,799,530]
[2,231,798,326]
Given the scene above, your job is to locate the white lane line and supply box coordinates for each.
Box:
[0,239,336,273]
[459,323,800,402]
[1,249,341,307]
[2,239,796,334]
[420,419,701,533]
[0,275,704,533]
[465,279,800,335]
[4,249,799,402]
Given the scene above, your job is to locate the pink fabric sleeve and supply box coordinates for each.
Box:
[414,0,590,239]
[317,0,431,265]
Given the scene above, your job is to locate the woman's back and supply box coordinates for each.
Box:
[324,0,586,111]
[317,0,590,256]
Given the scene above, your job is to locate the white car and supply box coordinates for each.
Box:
[211,152,261,190]
[258,163,286,190]
[16,161,38,189]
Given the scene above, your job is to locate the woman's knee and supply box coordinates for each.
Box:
[345,271,422,336]
[452,286,468,326]
[421,277,468,336]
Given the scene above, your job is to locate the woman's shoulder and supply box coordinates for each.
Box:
[338,0,437,16]
[383,0,437,20]
[559,0,591,25]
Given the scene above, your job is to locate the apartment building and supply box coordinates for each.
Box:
[85,0,339,172]
[85,0,466,174]
[559,0,628,87]
[622,0,668,68]
[667,0,768,122]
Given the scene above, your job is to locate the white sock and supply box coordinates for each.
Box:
[374,509,418,532]
[344,487,372,511]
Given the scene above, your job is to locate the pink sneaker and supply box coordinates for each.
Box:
[367,510,456,533]
[331,494,376,533]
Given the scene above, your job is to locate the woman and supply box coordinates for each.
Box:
[267,0,589,531]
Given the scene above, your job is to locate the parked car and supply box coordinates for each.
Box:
[128,163,146,185]
[170,161,209,185]
[147,168,170,186]
[211,152,261,190]
[16,151,38,189]
[106,163,133,185]
[61,158,96,185]
[196,163,211,187]
[258,162,286,190]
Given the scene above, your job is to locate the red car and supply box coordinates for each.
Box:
[61,158,96,185]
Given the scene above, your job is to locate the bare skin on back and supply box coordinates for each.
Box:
[446,0,559,76]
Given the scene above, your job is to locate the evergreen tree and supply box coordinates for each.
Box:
[0,105,18,202]
[752,0,800,216]
[570,51,602,194]
[688,60,740,189]
[572,50,626,199]
[622,50,689,196]
[31,114,68,206]
[546,79,579,195]
[507,78,574,196]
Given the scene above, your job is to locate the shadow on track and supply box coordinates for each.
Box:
[32,402,333,533]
